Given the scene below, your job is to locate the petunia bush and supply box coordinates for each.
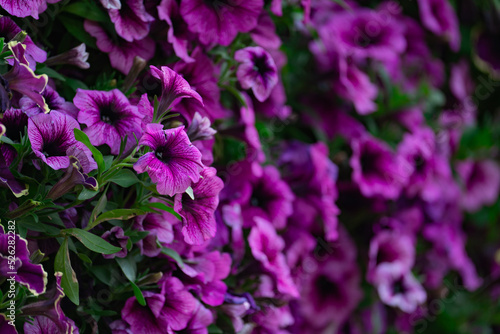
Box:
[0,0,500,333]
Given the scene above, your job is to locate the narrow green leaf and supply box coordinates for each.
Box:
[107,169,139,187]
[74,129,105,174]
[54,238,79,305]
[130,281,146,306]
[36,66,66,81]
[161,247,184,268]
[88,208,146,230]
[78,253,92,264]
[103,155,114,172]
[58,14,97,49]
[64,228,122,254]
[143,202,181,220]
[90,188,108,225]
[78,188,99,200]
[116,256,136,282]
[63,1,109,22]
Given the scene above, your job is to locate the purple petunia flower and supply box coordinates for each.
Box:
[174,167,223,245]
[248,217,299,298]
[101,226,129,259]
[84,20,155,74]
[235,46,278,102]
[157,0,195,63]
[0,225,47,295]
[3,42,49,113]
[46,156,98,200]
[456,159,500,212]
[172,48,227,121]
[0,17,47,70]
[45,43,90,69]
[122,276,197,332]
[367,227,415,283]
[108,0,155,42]
[375,264,426,313]
[186,112,217,142]
[289,226,361,332]
[0,314,17,334]
[350,135,409,199]
[134,124,203,196]
[28,111,95,171]
[417,0,460,51]
[150,65,203,115]
[180,250,231,306]
[0,0,44,18]
[250,12,282,50]
[75,89,143,155]
[320,8,406,62]
[241,165,294,230]
[20,85,79,118]
[181,302,213,334]
[21,272,79,333]
[423,222,482,291]
[180,0,263,46]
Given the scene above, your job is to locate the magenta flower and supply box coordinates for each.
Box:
[3,42,48,113]
[248,217,299,298]
[279,141,339,241]
[241,165,294,229]
[417,0,460,51]
[84,20,155,74]
[181,302,213,334]
[235,46,278,102]
[180,251,231,306]
[0,225,47,295]
[75,89,143,155]
[335,57,378,115]
[28,111,95,171]
[21,272,79,333]
[20,85,79,118]
[375,264,426,313]
[180,0,263,46]
[174,167,223,245]
[45,43,90,69]
[150,65,203,115]
[172,48,226,121]
[108,0,155,42]
[367,228,415,283]
[297,255,362,330]
[0,17,47,70]
[101,226,129,259]
[122,277,197,332]
[134,124,203,196]
[350,135,409,199]
[456,159,500,212]
[157,0,195,63]
[0,0,44,18]
[321,8,406,62]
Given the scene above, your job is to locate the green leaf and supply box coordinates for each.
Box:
[103,156,114,172]
[161,247,184,268]
[130,281,146,306]
[78,188,99,200]
[63,228,122,254]
[36,66,66,81]
[54,238,79,305]
[63,1,109,22]
[107,169,139,187]
[89,188,108,224]
[58,14,97,49]
[78,253,92,264]
[88,208,146,230]
[116,256,136,282]
[143,202,181,220]
[74,129,105,174]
